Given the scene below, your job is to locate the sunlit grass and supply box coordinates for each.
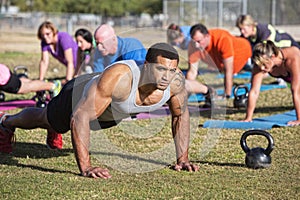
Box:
[0,32,299,200]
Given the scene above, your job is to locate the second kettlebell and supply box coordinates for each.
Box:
[233,84,249,109]
[14,65,28,79]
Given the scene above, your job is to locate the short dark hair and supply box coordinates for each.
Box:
[146,43,179,63]
[190,23,209,37]
[75,28,93,44]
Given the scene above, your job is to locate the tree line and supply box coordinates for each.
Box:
[4,0,163,16]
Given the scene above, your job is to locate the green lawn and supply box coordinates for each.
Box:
[0,52,299,200]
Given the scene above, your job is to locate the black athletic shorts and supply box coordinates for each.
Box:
[0,71,21,94]
[47,73,120,133]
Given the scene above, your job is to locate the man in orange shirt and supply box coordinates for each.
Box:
[187,23,252,97]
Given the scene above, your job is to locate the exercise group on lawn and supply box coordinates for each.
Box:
[1,14,299,178]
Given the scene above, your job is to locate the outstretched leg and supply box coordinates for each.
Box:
[3,107,51,130]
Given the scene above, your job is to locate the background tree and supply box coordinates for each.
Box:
[10,0,162,16]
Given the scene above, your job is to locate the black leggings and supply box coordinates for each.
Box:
[0,72,21,94]
[46,73,119,133]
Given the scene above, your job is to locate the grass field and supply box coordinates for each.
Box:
[0,29,299,200]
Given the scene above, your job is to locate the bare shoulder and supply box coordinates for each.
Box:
[102,63,131,75]
[283,46,300,57]
[170,70,186,95]
[94,63,133,100]
[98,63,132,89]
[284,47,300,66]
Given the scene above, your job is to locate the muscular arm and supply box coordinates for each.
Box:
[185,61,209,94]
[70,64,131,178]
[39,51,50,80]
[223,56,234,96]
[187,43,200,81]
[64,48,75,81]
[186,61,198,81]
[74,50,83,77]
[287,50,300,125]
[244,67,264,121]
[168,72,199,171]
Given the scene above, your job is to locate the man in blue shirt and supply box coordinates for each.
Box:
[93,24,147,72]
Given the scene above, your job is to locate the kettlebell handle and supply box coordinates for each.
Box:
[234,85,249,97]
[240,129,274,155]
[14,65,28,74]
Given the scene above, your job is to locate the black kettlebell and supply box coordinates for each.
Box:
[233,84,249,109]
[14,65,28,78]
[0,91,5,102]
[36,91,47,108]
[240,130,274,169]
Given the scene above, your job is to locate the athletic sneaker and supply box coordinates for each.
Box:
[46,129,63,150]
[276,78,287,87]
[52,80,62,97]
[0,112,15,153]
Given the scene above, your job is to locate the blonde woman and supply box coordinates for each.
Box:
[244,41,300,125]
[236,14,300,49]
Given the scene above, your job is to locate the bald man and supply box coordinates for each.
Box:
[93,24,147,72]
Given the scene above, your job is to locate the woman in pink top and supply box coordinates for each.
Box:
[0,63,60,95]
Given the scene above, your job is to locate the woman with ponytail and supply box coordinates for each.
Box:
[74,28,96,76]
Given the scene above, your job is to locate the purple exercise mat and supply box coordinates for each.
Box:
[0,99,36,111]
[0,100,210,120]
[134,106,209,119]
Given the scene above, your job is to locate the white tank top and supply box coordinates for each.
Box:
[98,60,171,121]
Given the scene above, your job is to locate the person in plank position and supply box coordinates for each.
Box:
[0,43,199,178]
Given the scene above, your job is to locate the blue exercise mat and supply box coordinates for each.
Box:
[203,110,296,130]
[216,71,252,79]
[181,69,217,76]
[188,83,286,102]
[181,69,252,79]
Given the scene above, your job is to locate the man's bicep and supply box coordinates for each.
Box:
[168,89,188,116]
